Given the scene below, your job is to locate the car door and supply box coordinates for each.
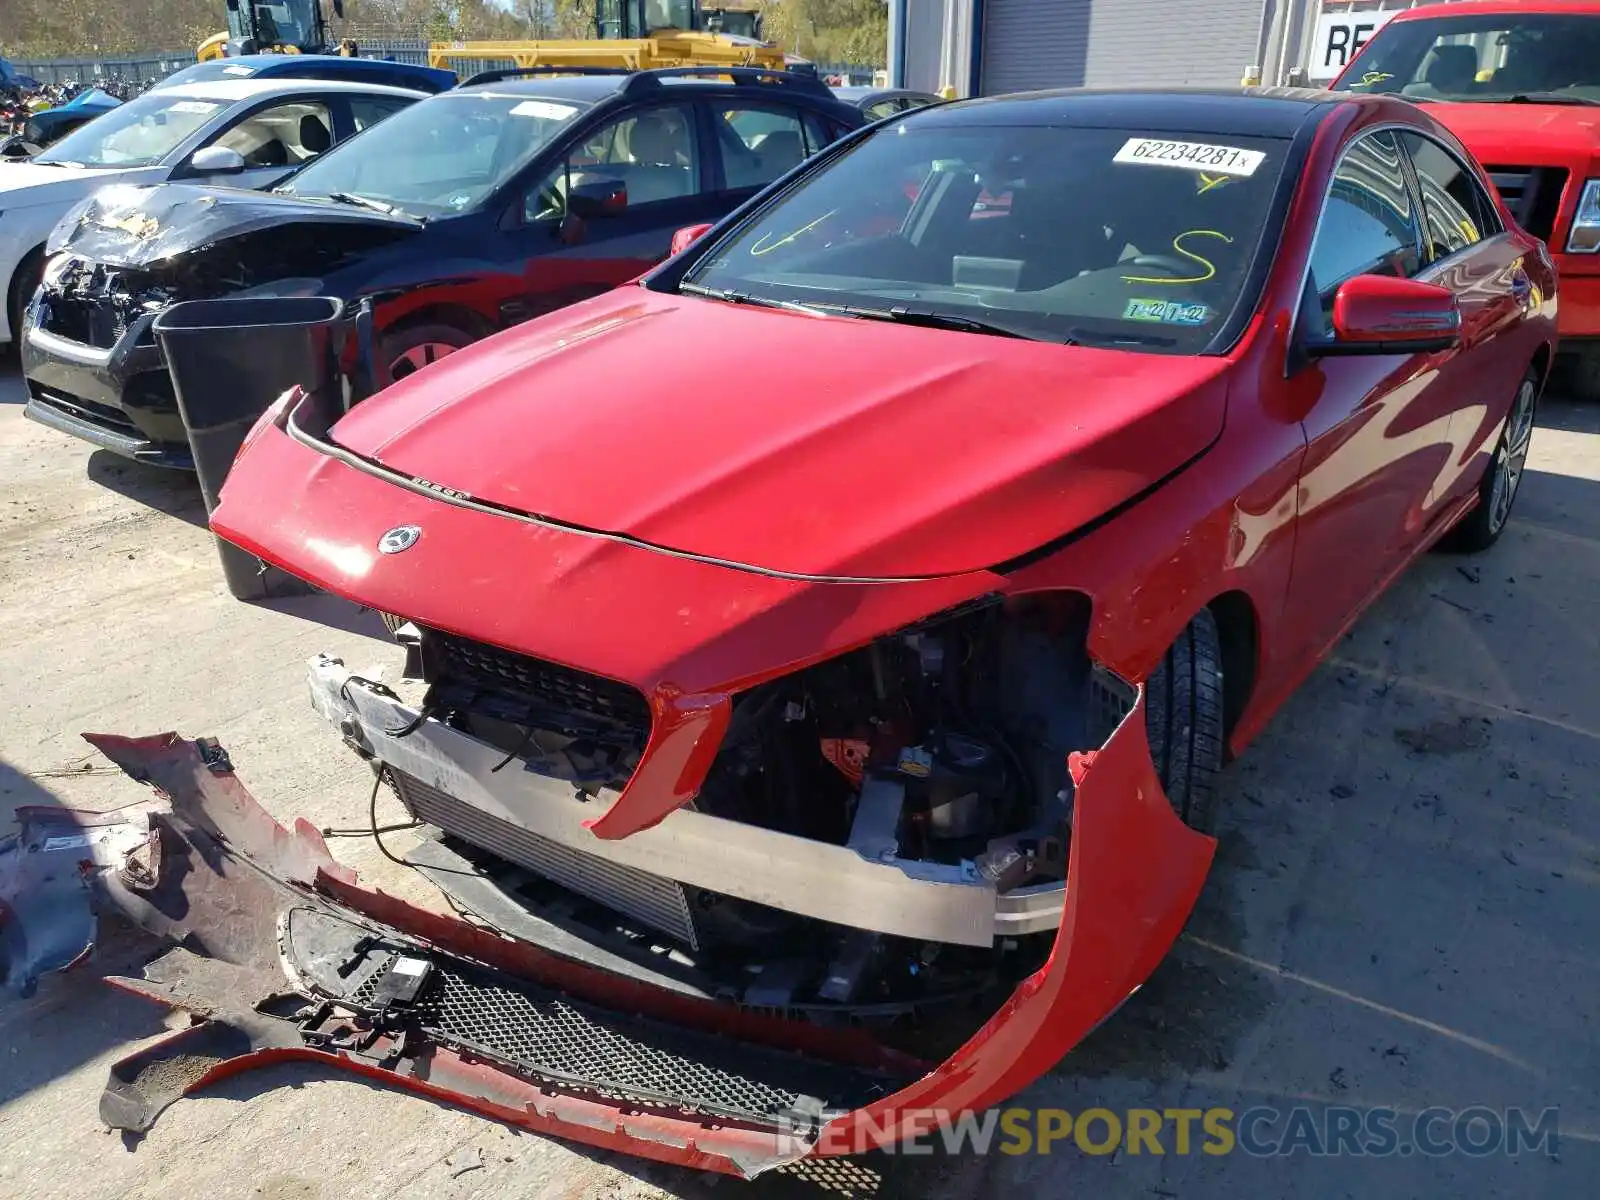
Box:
[185,97,338,190]
[1399,130,1536,507]
[496,99,725,324]
[1280,128,1451,662]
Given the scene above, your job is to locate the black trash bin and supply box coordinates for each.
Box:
[154,296,380,601]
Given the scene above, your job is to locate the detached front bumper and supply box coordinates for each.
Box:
[2,699,1212,1173]
[20,310,189,468]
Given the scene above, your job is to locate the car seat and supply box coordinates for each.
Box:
[298,112,332,159]
[754,129,805,178]
[1420,44,1479,96]
[622,111,692,203]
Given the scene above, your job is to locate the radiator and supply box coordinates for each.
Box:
[390,770,699,950]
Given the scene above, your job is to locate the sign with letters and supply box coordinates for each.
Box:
[1308,9,1398,82]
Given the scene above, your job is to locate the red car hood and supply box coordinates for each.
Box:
[332,287,1231,579]
[1420,101,1600,164]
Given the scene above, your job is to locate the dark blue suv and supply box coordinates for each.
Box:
[153,54,458,95]
[24,67,864,468]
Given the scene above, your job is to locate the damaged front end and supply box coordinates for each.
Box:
[23,185,416,465]
[2,664,1210,1172]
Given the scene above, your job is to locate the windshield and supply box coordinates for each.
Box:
[1335,13,1600,102]
[598,0,697,37]
[35,93,228,168]
[277,91,588,216]
[679,122,1288,353]
[229,0,320,48]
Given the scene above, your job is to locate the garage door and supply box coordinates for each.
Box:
[981,0,1262,94]
[980,0,1091,94]
[1084,0,1262,87]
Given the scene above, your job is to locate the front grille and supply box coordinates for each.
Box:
[426,629,652,740]
[27,380,141,438]
[392,770,699,948]
[37,291,126,349]
[347,952,854,1123]
[1486,165,1569,242]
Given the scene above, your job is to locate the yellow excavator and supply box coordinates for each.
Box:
[198,0,344,60]
[428,0,796,77]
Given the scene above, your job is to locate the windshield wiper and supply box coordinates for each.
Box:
[1501,92,1600,107]
[835,303,1047,341]
[678,282,830,316]
[323,191,399,215]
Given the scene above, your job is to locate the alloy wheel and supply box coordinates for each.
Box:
[390,340,459,380]
[1488,377,1537,535]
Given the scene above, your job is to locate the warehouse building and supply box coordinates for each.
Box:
[888,0,1466,97]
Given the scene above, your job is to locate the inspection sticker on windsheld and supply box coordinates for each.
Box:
[781,1105,1561,1159]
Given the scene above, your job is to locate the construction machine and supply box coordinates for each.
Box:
[429,0,797,77]
[703,2,764,40]
[198,0,343,61]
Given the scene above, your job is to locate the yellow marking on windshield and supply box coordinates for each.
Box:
[750,209,838,256]
[1121,229,1234,286]
[1353,70,1394,89]
[1196,172,1230,195]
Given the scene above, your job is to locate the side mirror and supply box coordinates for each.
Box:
[567,178,627,220]
[670,222,714,256]
[189,145,247,175]
[1311,274,1461,356]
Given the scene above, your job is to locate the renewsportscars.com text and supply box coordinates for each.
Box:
[789,1105,1560,1158]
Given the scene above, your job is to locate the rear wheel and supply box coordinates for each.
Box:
[1439,367,1538,554]
[1145,608,1225,834]
[381,321,477,382]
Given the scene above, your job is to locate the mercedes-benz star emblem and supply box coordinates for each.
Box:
[377,525,422,555]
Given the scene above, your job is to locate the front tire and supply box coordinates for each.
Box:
[1440,368,1538,554]
[6,247,43,353]
[1146,608,1225,834]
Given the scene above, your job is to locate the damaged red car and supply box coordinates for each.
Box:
[9,86,1554,1175]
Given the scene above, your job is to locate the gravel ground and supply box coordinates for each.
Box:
[2,362,1597,1199]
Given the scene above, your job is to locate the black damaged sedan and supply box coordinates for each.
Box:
[24,66,861,468]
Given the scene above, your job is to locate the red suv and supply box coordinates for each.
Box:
[1335,0,1600,396]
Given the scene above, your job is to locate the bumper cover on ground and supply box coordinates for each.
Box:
[0,702,1212,1173]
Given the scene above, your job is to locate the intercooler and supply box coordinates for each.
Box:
[390,770,702,950]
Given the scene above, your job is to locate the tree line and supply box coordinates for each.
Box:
[0,0,887,65]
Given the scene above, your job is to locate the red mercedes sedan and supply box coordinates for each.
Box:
[78,86,1557,1175]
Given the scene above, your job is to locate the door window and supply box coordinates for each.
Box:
[1401,131,1501,260]
[349,95,416,133]
[525,103,700,222]
[208,100,333,168]
[713,104,830,190]
[1307,131,1422,322]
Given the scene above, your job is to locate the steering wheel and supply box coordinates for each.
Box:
[1125,254,1193,277]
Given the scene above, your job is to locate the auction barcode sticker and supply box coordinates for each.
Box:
[510,100,578,120]
[1114,137,1265,177]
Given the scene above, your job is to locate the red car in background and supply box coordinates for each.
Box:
[1334,0,1600,395]
[64,86,1553,1175]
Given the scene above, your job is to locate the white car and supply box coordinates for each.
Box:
[0,76,425,345]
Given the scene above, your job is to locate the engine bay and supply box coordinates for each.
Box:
[388,593,1135,1028]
